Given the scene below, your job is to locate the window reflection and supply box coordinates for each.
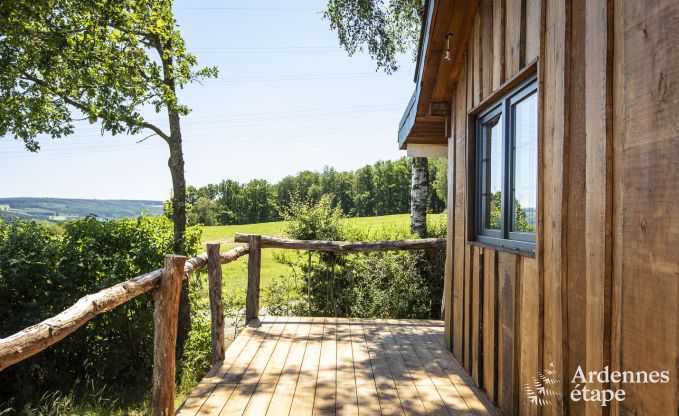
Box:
[512,92,537,232]
[483,116,502,230]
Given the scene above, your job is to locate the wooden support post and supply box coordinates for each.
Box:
[246,235,262,322]
[207,244,225,363]
[152,254,186,416]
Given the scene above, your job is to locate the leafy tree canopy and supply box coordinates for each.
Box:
[0,0,217,151]
[324,0,424,73]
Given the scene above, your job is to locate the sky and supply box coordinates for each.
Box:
[0,0,417,201]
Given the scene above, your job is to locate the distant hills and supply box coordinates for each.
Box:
[0,197,164,223]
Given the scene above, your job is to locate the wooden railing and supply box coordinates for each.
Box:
[234,233,446,322]
[0,233,445,415]
[0,244,248,416]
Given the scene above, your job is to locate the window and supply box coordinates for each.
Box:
[475,76,537,252]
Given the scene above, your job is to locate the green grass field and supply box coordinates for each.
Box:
[199,213,446,296]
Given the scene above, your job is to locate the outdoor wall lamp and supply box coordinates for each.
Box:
[444,33,453,61]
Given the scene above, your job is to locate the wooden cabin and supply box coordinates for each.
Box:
[398,0,678,414]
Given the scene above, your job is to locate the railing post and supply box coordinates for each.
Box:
[246,234,262,322]
[152,254,186,416]
[207,243,225,363]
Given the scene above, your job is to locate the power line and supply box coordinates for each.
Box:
[194,49,344,55]
[0,118,396,158]
[0,104,407,156]
[190,46,339,51]
[0,127,395,159]
[26,103,403,131]
[205,73,408,83]
[175,7,321,12]
[119,103,404,123]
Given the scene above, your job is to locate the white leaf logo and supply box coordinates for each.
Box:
[524,362,560,406]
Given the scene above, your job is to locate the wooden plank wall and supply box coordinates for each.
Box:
[566,0,587,415]
[445,0,543,414]
[613,0,679,414]
[450,243,540,415]
[443,0,679,414]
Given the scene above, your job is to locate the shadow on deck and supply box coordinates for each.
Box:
[177,317,498,415]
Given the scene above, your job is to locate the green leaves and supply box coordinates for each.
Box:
[0,0,217,150]
[0,216,203,407]
[324,0,424,73]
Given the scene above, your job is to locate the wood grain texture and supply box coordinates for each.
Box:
[481,0,494,99]
[584,0,613,414]
[152,255,186,416]
[482,249,497,403]
[524,0,541,63]
[177,318,498,416]
[518,258,540,416]
[453,76,467,361]
[609,0,624,413]
[471,246,483,385]
[464,245,472,372]
[505,0,522,77]
[207,244,225,364]
[617,0,679,413]
[444,128,456,350]
[566,1,588,414]
[472,11,483,107]
[541,0,569,414]
[246,235,262,322]
[492,0,506,89]
[496,252,518,416]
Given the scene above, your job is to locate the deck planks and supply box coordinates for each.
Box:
[178,317,499,416]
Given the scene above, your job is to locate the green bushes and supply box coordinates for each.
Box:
[0,216,201,413]
[265,196,446,319]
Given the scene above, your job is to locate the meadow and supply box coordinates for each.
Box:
[199,213,447,295]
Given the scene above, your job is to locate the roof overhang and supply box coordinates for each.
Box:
[398,0,478,150]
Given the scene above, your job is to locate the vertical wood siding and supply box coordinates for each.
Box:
[616,0,679,414]
[441,0,678,414]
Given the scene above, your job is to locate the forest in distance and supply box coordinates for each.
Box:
[171,156,448,226]
[1,157,447,226]
[0,197,163,222]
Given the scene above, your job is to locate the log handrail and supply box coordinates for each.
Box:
[0,244,248,372]
[207,244,225,363]
[233,233,446,253]
[152,255,185,415]
[235,233,446,323]
[0,232,445,415]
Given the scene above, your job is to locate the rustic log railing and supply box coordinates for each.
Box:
[0,244,248,416]
[0,233,444,415]
[234,233,446,253]
[234,233,446,322]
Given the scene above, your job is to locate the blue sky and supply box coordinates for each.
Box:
[0,0,417,200]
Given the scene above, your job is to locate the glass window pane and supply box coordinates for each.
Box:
[483,116,503,230]
[512,92,537,232]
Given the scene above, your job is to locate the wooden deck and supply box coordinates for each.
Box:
[177,317,497,415]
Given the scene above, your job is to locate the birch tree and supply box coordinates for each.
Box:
[323,0,430,236]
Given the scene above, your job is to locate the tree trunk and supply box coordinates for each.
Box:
[166,110,191,364]
[410,157,429,238]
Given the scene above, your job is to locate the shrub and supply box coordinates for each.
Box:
[272,196,446,319]
[0,216,201,411]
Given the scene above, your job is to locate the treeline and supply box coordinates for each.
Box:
[172,157,448,226]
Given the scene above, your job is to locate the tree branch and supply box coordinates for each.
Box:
[141,124,170,142]
[21,73,171,142]
[136,133,158,144]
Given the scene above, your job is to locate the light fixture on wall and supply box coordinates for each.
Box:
[444,33,453,61]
